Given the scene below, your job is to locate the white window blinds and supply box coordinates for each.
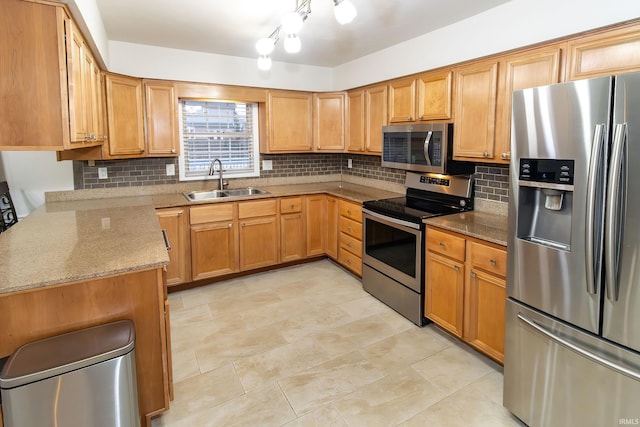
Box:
[179,100,259,180]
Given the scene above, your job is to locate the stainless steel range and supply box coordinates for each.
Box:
[362,172,473,326]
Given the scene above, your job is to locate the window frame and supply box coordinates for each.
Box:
[177,99,260,182]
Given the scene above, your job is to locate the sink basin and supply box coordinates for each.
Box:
[184,187,269,201]
[184,190,228,201]
[223,187,269,197]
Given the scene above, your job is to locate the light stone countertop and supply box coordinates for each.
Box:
[0,181,402,295]
[424,211,509,246]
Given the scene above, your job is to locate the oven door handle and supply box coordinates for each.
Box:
[362,208,422,230]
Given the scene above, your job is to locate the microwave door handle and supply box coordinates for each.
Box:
[605,123,627,302]
[423,131,433,166]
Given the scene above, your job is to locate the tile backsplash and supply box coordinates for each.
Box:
[73,155,510,204]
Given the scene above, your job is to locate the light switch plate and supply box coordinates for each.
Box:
[262,160,273,171]
[166,164,175,176]
[348,158,353,168]
[98,167,108,179]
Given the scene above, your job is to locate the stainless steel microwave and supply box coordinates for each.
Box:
[381,123,474,175]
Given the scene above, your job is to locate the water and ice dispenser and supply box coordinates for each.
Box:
[516,159,575,251]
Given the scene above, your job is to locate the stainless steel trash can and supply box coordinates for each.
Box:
[0,320,140,427]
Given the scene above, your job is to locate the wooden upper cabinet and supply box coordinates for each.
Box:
[347,90,365,152]
[365,84,388,154]
[105,73,146,157]
[264,90,313,152]
[388,78,417,123]
[417,70,453,121]
[0,0,106,150]
[145,81,179,156]
[453,60,499,161]
[567,22,640,80]
[494,46,564,163]
[313,92,346,152]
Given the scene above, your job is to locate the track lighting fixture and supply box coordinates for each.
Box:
[255,0,357,70]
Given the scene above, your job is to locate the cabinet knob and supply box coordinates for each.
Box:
[471,271,477,278]
[347,210,352,214]
[241,223,246,228]
[228,223,232,228]
[407,116,413,121]
[483,151,489,158]
[177,212,182,216]
[347,259,352,264]
[347,242,352,247]
[439,242,445,247]
[171,148,176,153]
[347,226,352,232]
[139,149,145,153]
[454,265,460,271]
[490,259,497,266]
[419,115,424,120]
[291,204,295,209]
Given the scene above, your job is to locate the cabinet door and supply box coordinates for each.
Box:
[239,216,279,270]
[145,81,179,156]
[326,196,339,259]
[453,61,498,161]
[68,21,88,144]
[567,22,640,80]
[305,195,327,257]
[347,90,365,152]
[495,46,563,163]
[156,207,191,286]
[313,92,346,151]
[105,73,146,157]
[281,213,305,262]
[464,268,506,363]
[417,70,453,121]
[191,221,238,280]
[90,63,107,143]
[388,78,416,123]
[266,90,313,152]
[365,85,388,154]
[425,251,465,337]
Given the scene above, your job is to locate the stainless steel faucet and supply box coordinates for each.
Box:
[208,158,225,190]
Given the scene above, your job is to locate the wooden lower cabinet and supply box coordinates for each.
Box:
[280,197,304,262]
[190,203,238,280]
[0,268,170,426]
[337,199,363,275]
[239,200,279,270]
[326,196,339,259]
[305,195,327,257]
[156,207,190,286]
[425,251,465,337]
[425,226,507,363]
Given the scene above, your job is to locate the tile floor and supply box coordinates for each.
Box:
[152,260,525,427]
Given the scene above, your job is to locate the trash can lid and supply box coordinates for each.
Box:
[0,320,135,389]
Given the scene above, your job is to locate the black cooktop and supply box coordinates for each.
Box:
[363,189,472,224]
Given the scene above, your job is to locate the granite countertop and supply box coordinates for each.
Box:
[425,210,509,246]
[0,181,402,295]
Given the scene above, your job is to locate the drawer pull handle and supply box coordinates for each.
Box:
[490,259,496,266]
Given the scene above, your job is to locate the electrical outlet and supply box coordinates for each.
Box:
[348,158,353,168]
[101,217,110,230]
[262,160,273,171]
[166,164,175,176]
[98,167,108,179]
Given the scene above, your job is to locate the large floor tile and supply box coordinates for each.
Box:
[332,367,447,427]
[278,351,385,415]
[281,404,348,427]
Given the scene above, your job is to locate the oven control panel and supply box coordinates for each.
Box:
[419,175,450,186]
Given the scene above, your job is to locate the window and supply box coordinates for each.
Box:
[178,99,260,181]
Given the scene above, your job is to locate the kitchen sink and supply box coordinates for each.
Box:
[184,187,269,201]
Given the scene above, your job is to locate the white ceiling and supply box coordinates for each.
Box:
[95,0,511,67]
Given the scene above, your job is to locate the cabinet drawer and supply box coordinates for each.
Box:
[190,203,235,225]
[426,227,465,261]
[339,200,362,223]
[339,247,362,276]
[238,199,277,219]
[339,232,362,257]
[469,241,507,277]
[280,197,302,214]
[339,216,362,240]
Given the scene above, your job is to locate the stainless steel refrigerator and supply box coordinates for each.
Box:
[504,72,640,426]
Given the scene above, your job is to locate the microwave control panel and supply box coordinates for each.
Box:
[519,159,574,185]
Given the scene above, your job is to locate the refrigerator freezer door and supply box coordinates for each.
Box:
[504,299,640,427]
[508,76,612,334]
[603,71,640,352]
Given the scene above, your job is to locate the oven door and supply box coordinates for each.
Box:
[362,209,423,292]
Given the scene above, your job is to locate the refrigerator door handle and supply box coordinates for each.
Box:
[585,124,606,295]
[605,123,627,302]
[517,312,640,382]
